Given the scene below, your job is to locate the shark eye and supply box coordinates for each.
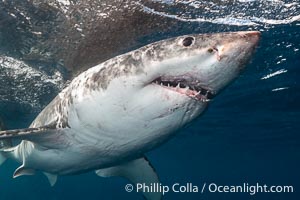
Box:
[182,37,194,47]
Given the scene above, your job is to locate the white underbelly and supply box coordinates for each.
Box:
[15,106,180,175]
[17,127,167,175]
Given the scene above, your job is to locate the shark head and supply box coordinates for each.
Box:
[73,31,260,154]
[139,31,260,100]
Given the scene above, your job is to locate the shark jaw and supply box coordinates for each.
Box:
[152,76,215,102]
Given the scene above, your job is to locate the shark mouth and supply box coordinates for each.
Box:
[152,76,215,102]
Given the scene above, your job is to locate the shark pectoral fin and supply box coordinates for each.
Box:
[13,165,36,178]
[95,157,162,200]
[44,172,58,186]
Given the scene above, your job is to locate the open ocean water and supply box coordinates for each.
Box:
[0,0,299,200]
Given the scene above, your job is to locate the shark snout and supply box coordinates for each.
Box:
[231,31,261,51]
[242,31,261,45]
[198,31,261,93]
[209,31,260,63]
[238,31,261,68]
[220,31,260,70]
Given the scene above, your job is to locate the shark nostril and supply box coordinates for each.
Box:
[208,47,221,61]
[212,47,222,61]
[208,47,218,53]
[208,48,214,53]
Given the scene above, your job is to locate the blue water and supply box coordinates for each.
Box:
[0,1,300,200]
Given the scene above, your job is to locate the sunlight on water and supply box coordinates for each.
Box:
[261,69,288,80]
[271,87,289,91]
[0,56,65,110]
[141,0,300,26]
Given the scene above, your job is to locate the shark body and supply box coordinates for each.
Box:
[0,31,260,200]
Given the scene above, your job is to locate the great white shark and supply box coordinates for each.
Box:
[0,31,260,200]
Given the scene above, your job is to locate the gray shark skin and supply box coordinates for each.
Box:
[0,31,260,200]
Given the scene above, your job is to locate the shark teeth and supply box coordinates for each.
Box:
[152,76,215,102]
